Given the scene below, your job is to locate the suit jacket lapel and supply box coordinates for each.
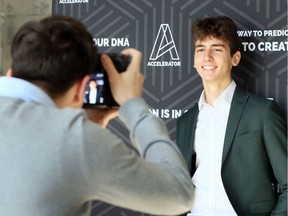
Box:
[177,103,198,175]
[222,87,249,164]
[185,105,198,172]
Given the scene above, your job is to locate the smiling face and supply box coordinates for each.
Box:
[194,36,241,87]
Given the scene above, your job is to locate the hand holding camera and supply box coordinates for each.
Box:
[83,48,143,108]
[84,48,144,127]
[102,48,144,106]
[85,107,118,128]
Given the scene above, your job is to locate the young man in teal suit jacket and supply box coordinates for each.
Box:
[176,16,287,215]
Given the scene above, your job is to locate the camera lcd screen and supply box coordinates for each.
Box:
[83,53,130,108]
[84,73,105,105]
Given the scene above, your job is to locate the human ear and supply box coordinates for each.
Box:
[232,51,241,66]
[69,75,90,108]
[6,69,13,77]
[74,75,90,107]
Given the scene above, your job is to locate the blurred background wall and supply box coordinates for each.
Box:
[0,0,52,75]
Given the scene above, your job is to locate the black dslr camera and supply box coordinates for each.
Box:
[83,53,131,108]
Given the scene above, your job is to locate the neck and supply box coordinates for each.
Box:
[34,82,78,109]
[203,80,232,105]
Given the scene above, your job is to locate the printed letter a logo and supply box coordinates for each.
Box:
[149,24,180,61]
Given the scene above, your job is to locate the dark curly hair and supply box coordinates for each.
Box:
[192,16,241,56]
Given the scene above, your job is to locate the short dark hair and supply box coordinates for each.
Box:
[192,16,241,55]
[11,15,98,98]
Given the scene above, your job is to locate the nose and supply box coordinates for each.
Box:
[203,50,213,61]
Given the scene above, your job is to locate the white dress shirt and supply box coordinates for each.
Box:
[188,81,237,216]
[89,88,97,104]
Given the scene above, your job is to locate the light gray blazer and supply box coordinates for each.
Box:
[0,97,194,216]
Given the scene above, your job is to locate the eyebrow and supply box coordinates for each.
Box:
[195,43,226,48]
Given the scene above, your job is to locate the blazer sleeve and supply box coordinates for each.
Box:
[176,104,199,176]
[82,98,194,215]
[263,100,287,215]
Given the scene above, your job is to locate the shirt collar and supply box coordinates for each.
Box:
[0,76,56,107]
[198,80,236,110]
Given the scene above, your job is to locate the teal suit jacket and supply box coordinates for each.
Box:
[176,87,287,215]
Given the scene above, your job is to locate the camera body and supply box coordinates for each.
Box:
[83,53,131,108]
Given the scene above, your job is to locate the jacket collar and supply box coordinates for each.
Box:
[0,77,56,107]
[221,86,249,164]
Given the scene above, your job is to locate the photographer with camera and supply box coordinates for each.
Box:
[0,15,194,216]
